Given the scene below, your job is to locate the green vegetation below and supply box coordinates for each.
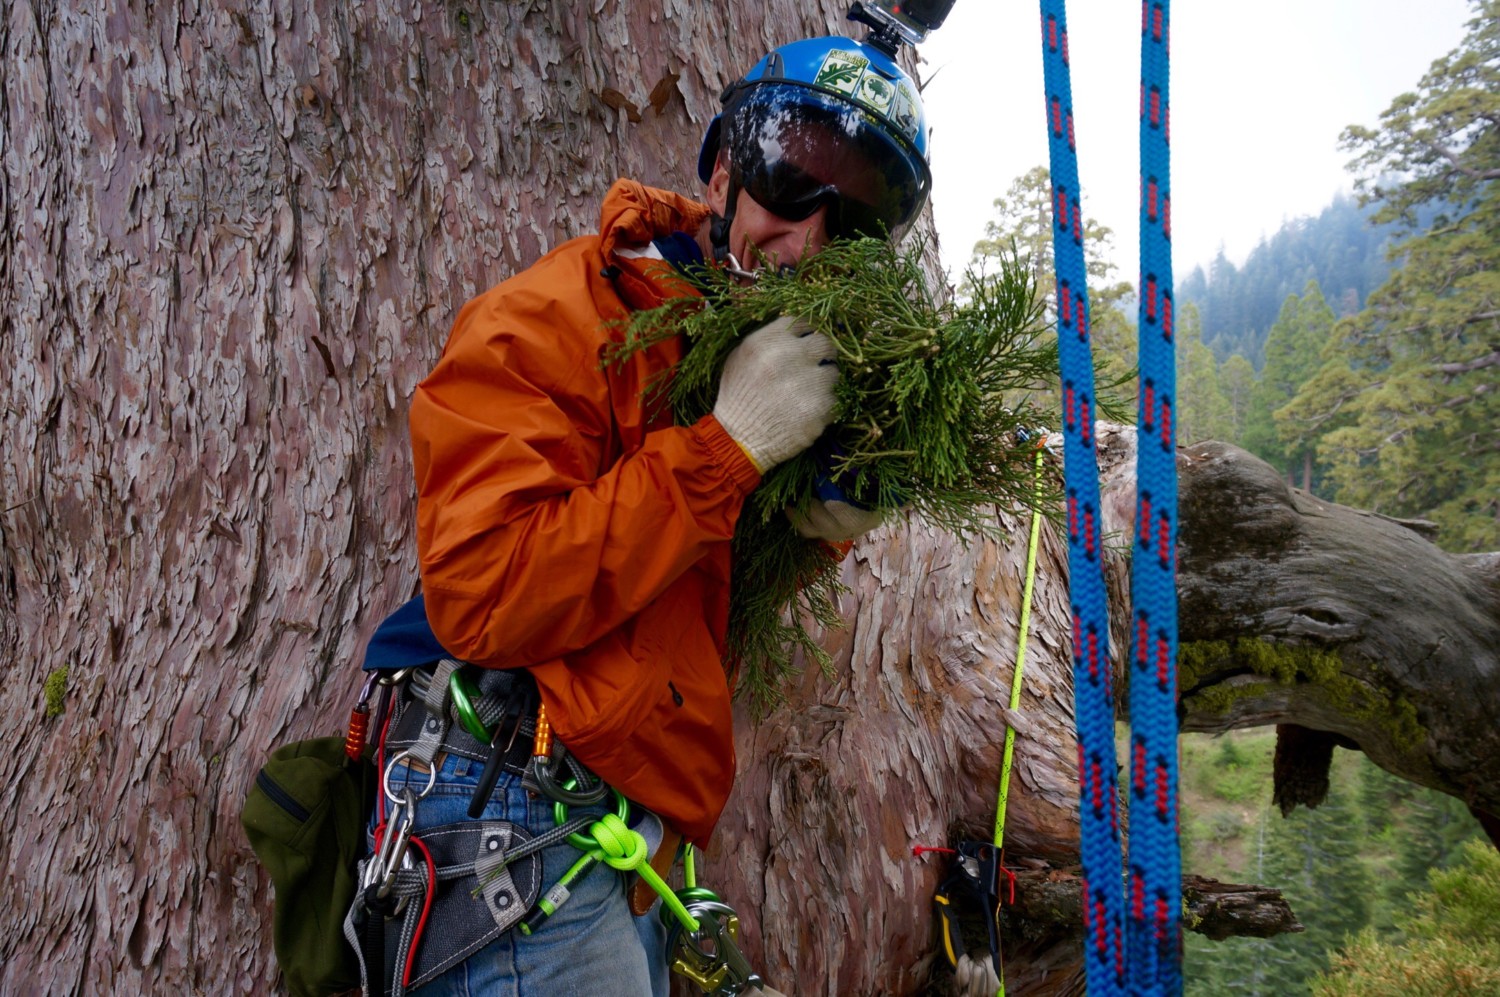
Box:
[1176,729,1486,995]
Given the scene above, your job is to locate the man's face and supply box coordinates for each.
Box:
[706,117,887,272]
[706,161,830,271]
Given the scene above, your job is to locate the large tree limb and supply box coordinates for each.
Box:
[1173,440,1500,815]
[710,429,1499,995]
[1003,871,1301,943]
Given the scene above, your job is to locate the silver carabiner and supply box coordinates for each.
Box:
[374,790,418,900]
[382,749,437,806]
[669,899,763,996]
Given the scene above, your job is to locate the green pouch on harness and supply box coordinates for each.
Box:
[242,736,374,997]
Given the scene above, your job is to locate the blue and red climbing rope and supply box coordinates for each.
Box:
[1038,1,1182,993]
[1129,2,1182,992]
[1038,3,1126,987]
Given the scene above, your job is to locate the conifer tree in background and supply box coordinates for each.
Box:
[1254,781,1373,993]
[1176,302,1234,444]
[1218,353,1257,444]
[1282,0,1500,550]
[1313,840,1500,996]
[967,166,1138,388]
[1176,194,1395,368]
[1242,281,1336,489]
[1385,786,1486,914]
[1182,743,1486,995]
[1355,759,1482,934]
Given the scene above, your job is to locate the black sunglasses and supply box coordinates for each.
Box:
[735,158,911,241]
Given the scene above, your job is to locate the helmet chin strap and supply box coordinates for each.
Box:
[710,176,759,282]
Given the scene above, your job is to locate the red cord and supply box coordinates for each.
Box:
[403,834,438,990]
[912,845,957,857]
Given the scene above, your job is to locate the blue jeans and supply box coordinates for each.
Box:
[383,753,670,997]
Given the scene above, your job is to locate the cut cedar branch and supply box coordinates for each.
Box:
[607,237,1063,712]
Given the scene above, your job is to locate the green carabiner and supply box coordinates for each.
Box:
[448,669,492,742]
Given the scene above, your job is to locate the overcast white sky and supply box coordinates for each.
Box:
[916,0,1477,284]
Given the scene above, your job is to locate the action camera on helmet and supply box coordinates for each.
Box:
[847,0,957,54]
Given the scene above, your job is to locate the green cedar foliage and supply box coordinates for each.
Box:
[609,238,1059,711]
[1287,0,1500,550]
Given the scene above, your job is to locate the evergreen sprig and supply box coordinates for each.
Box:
[608,237,1059,713]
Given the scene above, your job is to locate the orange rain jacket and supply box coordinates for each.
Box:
[409,180,760,847]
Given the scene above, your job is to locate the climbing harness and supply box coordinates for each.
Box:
[1039,1,1182,993]
[337,595,768,997]
[344,660,552,996]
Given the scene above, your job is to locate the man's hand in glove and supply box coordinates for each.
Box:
[786,496,886,541]
[713,316,838,473]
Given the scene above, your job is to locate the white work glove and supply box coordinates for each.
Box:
[744,988,789,997]
[786,497,886,541]
[713,316,838,473]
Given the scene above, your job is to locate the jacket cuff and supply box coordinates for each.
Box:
[695,414,762,493]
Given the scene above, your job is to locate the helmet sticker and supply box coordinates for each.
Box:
[813,49,920,143]
[886,84,919,141]
[855,74,894,114]
[812,50,870,96]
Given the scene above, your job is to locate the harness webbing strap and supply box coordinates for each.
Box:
[1038,1,1182,993]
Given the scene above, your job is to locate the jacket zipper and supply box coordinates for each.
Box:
[257,769,312,822]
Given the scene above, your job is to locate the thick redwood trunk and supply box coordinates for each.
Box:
[0,2,865,992]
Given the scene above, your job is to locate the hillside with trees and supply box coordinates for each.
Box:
[1176,194,1397,366]
[1280,0,1500,551]
[971,0,1498,550]
[1177,731,1486,996]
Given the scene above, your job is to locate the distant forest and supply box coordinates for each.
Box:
[967,0,1496,552]
[1175,193,1398,368]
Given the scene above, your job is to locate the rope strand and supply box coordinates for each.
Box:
[1129,3,1183,991]
[1038,2,1127,990]
[1038,2,1181,992]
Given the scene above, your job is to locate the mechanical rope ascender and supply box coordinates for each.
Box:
[1040,0,1183,993]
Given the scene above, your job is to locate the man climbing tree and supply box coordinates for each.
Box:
[298,9,950,996]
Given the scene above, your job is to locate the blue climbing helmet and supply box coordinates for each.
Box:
[698,35,932,246]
